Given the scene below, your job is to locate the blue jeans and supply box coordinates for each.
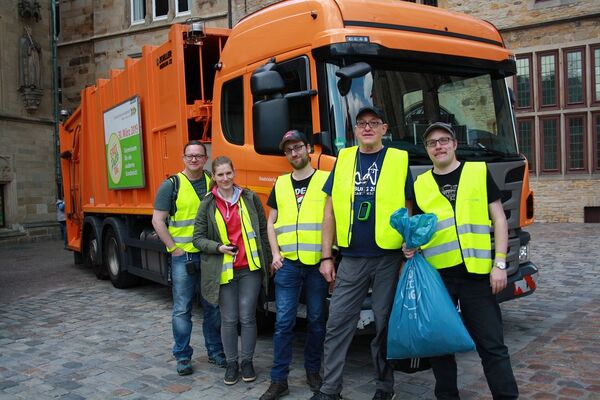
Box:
[171,252,223,361]
[271,259,329,383]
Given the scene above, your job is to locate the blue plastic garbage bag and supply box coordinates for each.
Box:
[387,208,475,359]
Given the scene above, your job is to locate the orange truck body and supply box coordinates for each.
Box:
[60,0,537,302]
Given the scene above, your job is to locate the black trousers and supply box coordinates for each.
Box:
[429,276,519,400]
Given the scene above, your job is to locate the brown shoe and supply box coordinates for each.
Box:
[259,382,289,400]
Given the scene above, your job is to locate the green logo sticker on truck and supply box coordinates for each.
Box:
[103,96,145,189]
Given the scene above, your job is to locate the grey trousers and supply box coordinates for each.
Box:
[219,268,262,363]
[320,252,400,395]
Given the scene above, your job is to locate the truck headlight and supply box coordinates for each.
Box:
[519,243,529,263]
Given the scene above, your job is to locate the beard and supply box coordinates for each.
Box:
[292,155,310,170]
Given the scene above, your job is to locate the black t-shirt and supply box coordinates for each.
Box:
[322,148,414,257]
[267,171,316,210]
[414,162,501,279]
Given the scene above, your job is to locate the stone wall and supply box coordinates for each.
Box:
[0,1,60,246]
[530,177,600,223]
[441,0,600,30]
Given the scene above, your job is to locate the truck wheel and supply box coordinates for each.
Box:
[103,220,139,289]
[83,217,108,280]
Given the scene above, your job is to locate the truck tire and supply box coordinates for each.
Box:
[103,217,139,289]
[83,216,108,280]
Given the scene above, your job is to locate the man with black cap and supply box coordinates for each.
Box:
[313,107,413,400]
[404,122,518,399]
[260,130,330,400]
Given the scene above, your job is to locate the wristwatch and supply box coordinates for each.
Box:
[494,261,507,270]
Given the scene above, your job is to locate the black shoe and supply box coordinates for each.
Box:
[309,392,341,400]
[176,359,193,376]
[241,360,256,382]
[372,389,395,400]
[259,382,289,400]
[306,371,322,392]
[224,361,239,385]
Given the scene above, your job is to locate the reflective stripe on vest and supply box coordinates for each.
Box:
[414,162,492,274]
[214,196,262,284]
[274,170,328,265]
[168,172,210,253]
[331,146,408,249]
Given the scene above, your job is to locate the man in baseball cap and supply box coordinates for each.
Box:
[279,129,309,151]
[355,106,386,123]
[422,122,456,141]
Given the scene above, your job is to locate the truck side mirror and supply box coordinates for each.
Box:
[251,70,285,96]
[251,68,289,155]
[253,97,290,155]
[335,62,372,96]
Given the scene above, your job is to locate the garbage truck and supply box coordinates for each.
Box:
[59,0,538,325]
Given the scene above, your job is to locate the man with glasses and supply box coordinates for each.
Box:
[405,122,518,399]
[312,107,413,400]
[152,140,225,375]
[260,130,329,400]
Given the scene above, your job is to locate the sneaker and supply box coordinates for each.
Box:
[241,360,256,382]
[259,382,289,400]
[306,371,323,392]
[208,352,227,368]
[372,389,395,400]
[309,392,341,400]
[176,359,193,376]
[224,361,239,385]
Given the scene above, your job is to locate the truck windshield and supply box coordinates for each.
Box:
[325,63,519,162]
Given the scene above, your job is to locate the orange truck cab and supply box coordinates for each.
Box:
[60,0,537,323]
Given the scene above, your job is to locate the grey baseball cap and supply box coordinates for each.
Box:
[422,122,456,140]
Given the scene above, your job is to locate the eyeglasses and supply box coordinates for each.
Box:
[424,137,454,148]
[184,154,207,161]
[283,144,306,155]
[355,121,383,129]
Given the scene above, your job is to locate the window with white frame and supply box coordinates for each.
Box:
[153,0,169,20]
[131,0,146,24]
[176,0,191,15]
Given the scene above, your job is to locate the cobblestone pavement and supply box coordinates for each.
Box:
[0,223,599,399]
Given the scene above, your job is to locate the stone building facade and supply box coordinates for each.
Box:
[0,0,60,245]
[58,0,230,111]
[439,0,600,222]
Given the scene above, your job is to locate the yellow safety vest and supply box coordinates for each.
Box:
[414,162,492,274]
[274,170,329,265]
[214,196,262,284]
[168,172,210,253]
[331,146,408,249]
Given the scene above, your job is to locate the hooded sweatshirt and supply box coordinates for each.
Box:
[212,185,248,269]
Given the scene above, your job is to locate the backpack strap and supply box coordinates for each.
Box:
[168,174,180,217]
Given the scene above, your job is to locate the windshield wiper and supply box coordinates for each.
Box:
[458,143,508,156]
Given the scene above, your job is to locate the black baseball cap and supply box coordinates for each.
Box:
[422,122,456,140]
[279,130,309,151]
[356,106,386,122]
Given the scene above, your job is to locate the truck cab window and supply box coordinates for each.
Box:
[221,77,244,145]
[274,57,313,138]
